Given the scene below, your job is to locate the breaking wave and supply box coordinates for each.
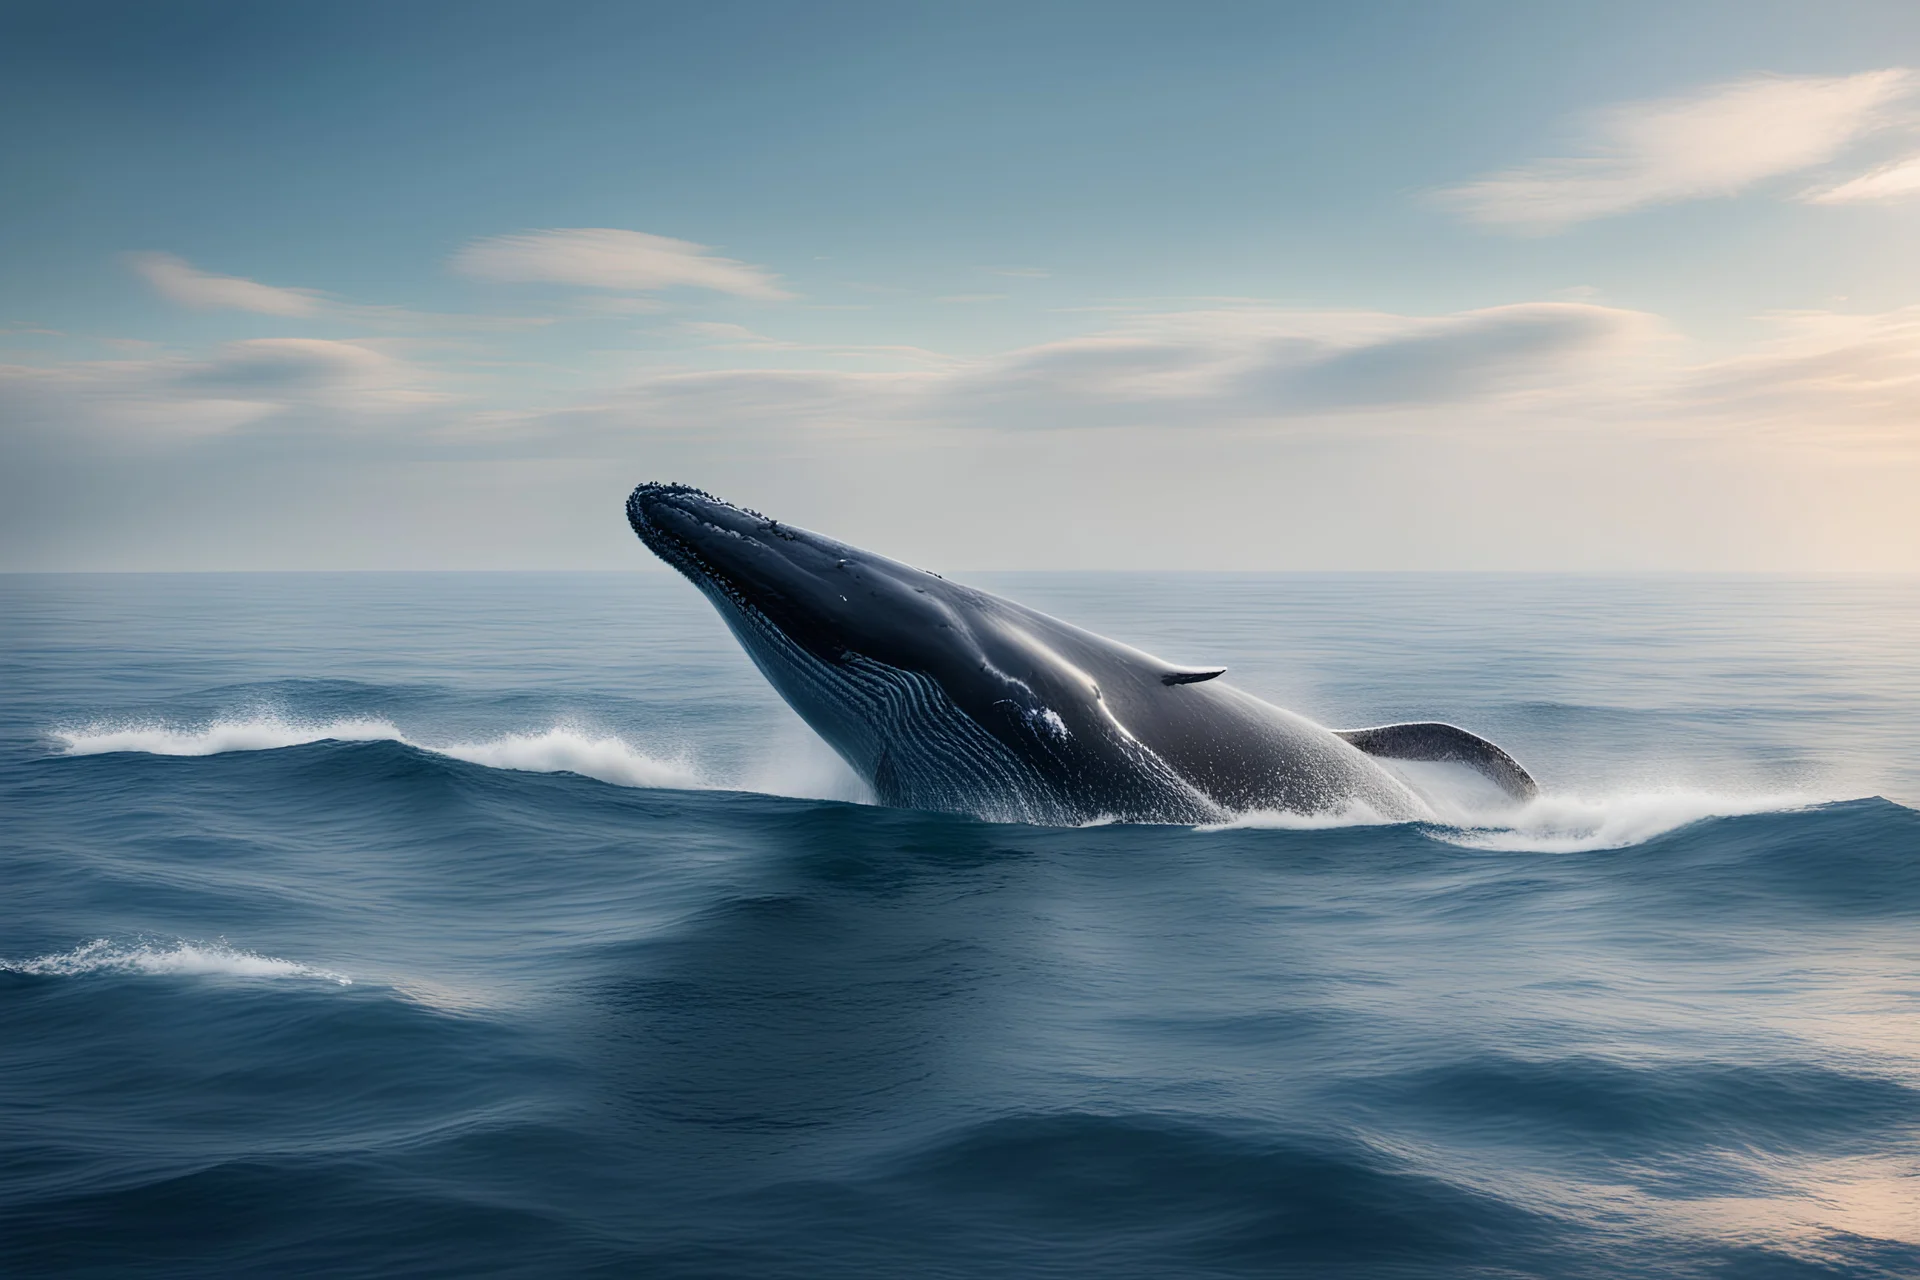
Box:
[1,937,352,985]
[53,717,398,757]
[52,716,708,792]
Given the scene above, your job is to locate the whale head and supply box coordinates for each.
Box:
[625,482,1220,823]
[628,482,966,676]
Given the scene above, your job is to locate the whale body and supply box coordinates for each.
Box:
[626,483,1536,825]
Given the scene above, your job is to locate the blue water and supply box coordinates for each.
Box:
[3,571,1917,1278]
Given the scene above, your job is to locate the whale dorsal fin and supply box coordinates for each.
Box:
[1335,722,1538,801]
[1160,665,1227,686]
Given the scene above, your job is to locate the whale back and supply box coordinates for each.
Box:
[950,592,1428,820]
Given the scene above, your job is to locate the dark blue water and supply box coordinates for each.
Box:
[4,572,1918,1278]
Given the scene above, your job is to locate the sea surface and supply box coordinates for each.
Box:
[3,570,1918,1278]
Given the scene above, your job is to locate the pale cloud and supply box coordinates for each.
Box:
[677,320,792,347]
[1804,152,1920,203]
[461,300,1920,458]
[128,252,558,332]
[946,302,1657,423]
[1436,70,1917,233]
[128,252,321,316]
[570,295,669,316]
[0,360,267,445]
[482,301,1661,447]
[1682,306,1920,447]
[450,228,790,300]
[671,319,958,364]
[184,338,447,411]
[20,300,1920,469]
[0,339,447,449]
[13,301,1920,572]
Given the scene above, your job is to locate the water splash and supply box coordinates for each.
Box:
[427,727,704,790]
[1198,801,1400,832]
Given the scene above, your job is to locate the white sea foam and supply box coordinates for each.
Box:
[1199,801,1400,832]
[52,716,708,792]
[53,717,398,757]
[1430,789,1817,853]
[1,938,352,985]
[1197,756,1822,851]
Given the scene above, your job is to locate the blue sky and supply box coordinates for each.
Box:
[6,1,1920,570]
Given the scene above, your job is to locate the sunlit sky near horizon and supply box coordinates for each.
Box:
[5,1,1920,571]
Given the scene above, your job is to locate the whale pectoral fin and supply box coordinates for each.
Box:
[1159,666,1227,686]
[1335,722,1538,801]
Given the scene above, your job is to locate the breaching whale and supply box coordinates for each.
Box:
[627,483,1537,825]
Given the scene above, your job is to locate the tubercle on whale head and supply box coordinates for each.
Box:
[625,481,974,673]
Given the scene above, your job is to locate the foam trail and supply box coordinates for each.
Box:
[2,938,351,985]
[53,717,398,757]
[1432,790,1816,853]
[1199,760,1822,850]
[53,717,707,792]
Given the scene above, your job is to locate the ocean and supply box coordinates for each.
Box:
[3,570,1917,1278]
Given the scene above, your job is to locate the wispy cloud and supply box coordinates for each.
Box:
[1682,306,1920,446]
[672,318,956,364]
[128,252,321,316]
[1803,152,1920,203]
[22,299,1920,466]
[944,303,1655,423]
[473,301,1660,448]
[1436,70,1917,233]
[128,253,557,333]
[182,338,447,411]
[450,228,790,300]
[0,339,447,449]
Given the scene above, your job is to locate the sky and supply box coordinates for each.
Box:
[5,0,1920,572]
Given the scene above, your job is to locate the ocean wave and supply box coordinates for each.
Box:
[1,938,352,985]
[52,716,708,792]
[46,716,1838,847]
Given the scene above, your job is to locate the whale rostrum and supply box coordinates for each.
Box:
[627,482,1537,825]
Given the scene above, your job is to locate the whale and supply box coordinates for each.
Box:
[626,482,1537,825]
